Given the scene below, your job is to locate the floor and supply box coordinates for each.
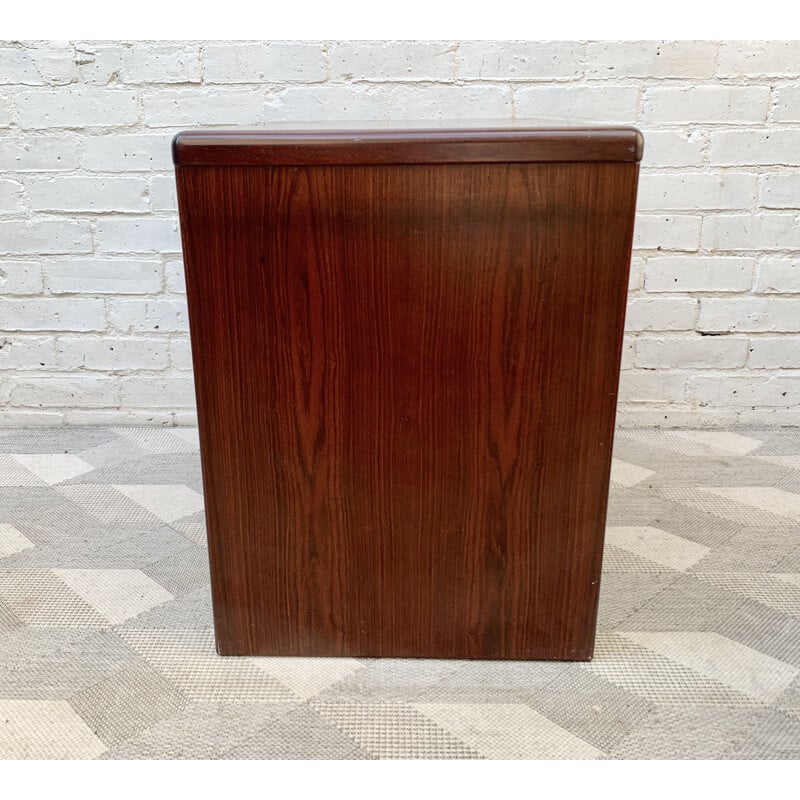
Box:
[1,426,799,759]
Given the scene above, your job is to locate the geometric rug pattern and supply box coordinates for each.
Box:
[1,426,800,759]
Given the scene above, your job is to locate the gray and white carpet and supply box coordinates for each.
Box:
[1,426,800,759]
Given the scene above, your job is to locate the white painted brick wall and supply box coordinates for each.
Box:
[701,214,800,251]
[755,258,800,293]
[635,336,749,369]
[456,41,584,81]
[717,41,800,76]
[15,89,139,128]
[55,336,169,371]
[329,41,456,82]
[515,85,639,122]
[759,176,800,209]
[748,337,800,369]
[1,220,92,255]
[26,176,149,212]
[121,45,202,84]
[710,130,800,166]
[204,42,327,84]
[698,298,800,333]
[584,41,717,79]
[644,257,754,292]
[46,260,162,294]
[1,298,106,331]
[0,262,44,294]
[636,173,758,211]
[643,86,770,124]
[0,40,798,428]
[106,297,188,333]
[0,135,81,171]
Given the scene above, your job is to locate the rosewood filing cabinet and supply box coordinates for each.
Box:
[173,125,643,661]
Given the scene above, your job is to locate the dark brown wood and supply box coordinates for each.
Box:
[173,127,644,166]
[174,128,641,660]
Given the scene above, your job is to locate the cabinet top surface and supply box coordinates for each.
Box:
[172,123,643,166]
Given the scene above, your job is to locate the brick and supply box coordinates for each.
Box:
[738,408,800,426]
[29,42,75,84]
[149,175,177,212]
[80,133,173,172]
[639,130,707,167]
[121,44,200,84]
[331,41,455,82]
[710,130,800,167]
[27,176,148,213]
[637,172,757,211]
[616,406,739,428]
[748,337,800,368]
[164,260,186,293]
[759,174,800,209]
[644,256,754,292]
[9,376,120,407]
[143,88,263,127]
[0,336,57,370]
[755,258,800,293]
[203,42,326,84]
[0,135,80,171]
[698,298,800,332]
[633,215,701,251]
[456,41,584,81]
[585,41,717,79]
[0,94,10,127]
[0,220,92,255]
[635,336,748,369]
[169,337,193,369]
[47,260,162,294]
[386,85,512,120]
[0,179,24,213]
[628,256,645,292]
[515,86,639,123]
[74,42,124,84]
[0,44,73,85]
[617,371,687,403]
[0,47,47,84]
[0,298,106,331]
[644,86,769,124]
[689,375,800,407]
[0,409,64,427]
[718,41,800,77]
[63,408,178,425]
[772,87,800,123]
[15,89,139,129]
[56,336,169,371]
[0,261,44,294]
[625,298,698,331]
[119,373,196,407]
[96,218,181,254]
[107,297,188,333]
[620,335,635,369]
[701,214,800,251]
[265,85,385,121]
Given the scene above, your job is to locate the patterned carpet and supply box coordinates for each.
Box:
[1,426,800,760]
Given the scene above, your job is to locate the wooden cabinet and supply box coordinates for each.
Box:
[173,125,642,660]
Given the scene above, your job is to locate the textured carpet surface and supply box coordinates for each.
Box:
[1,426,799,760]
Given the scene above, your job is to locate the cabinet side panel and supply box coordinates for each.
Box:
[175,161,638,659]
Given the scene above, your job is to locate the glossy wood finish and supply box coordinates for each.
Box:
[174,129,641,660]
[173,126,643,166]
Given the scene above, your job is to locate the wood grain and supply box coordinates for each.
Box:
[173,127,644,166]
[175,133,640,660]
